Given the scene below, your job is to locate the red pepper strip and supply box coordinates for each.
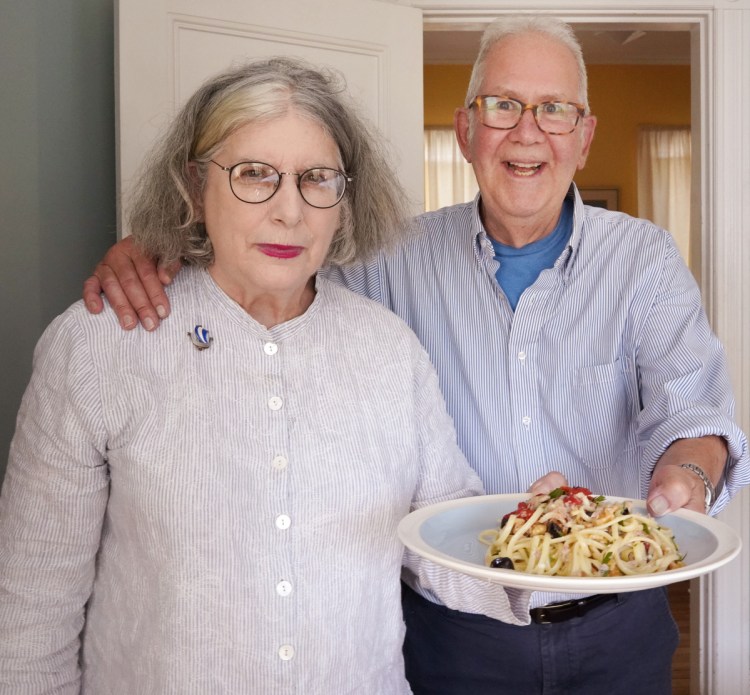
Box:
[503,501,534,524]
[557,485,593,505]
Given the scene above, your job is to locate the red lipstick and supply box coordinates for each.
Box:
[257,244,304,259]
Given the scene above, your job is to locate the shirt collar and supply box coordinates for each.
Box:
[471,185,584,281]
[565,183,586,279]
[470,193,494,261]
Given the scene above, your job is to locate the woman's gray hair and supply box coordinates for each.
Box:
[465,15,589,110]
[128,57,411,267]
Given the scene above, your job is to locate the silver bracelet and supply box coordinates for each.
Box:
[679,462,716,511]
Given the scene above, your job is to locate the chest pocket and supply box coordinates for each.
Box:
[573,360,634,468]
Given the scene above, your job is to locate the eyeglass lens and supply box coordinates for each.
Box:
[476,97,581,134]
[228,162,347,208]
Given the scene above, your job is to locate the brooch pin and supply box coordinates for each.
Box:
[188,324,213,350]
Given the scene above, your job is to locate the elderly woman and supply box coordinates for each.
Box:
[0,58,528,693]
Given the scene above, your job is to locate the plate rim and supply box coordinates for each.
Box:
[398,493,743,593]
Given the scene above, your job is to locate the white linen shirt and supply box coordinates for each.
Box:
[0,268,530,695]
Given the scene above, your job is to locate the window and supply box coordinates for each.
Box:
[424,127,479,212]
[637,126,692,264]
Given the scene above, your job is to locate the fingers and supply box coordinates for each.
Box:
[647,466,704,516]
[120,240,172,330]
[157,258,182,287]
[528,471,568,495]
[93,261,140,330]
[648,437,726,516]
[127,251,174,329]
[82,237,173,331]
[83,275,105,314]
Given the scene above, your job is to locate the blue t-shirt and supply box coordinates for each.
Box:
[489,198,573,310]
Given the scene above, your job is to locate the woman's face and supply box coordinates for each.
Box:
[201,111,342,310]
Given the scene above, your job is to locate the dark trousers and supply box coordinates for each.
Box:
[402,583,679,695]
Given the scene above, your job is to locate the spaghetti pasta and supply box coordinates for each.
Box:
[479,487,685,577]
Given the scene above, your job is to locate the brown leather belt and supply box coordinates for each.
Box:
[529,594,618,624]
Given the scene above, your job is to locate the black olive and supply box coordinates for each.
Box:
[490,556,514,570]
[547,521,565,538]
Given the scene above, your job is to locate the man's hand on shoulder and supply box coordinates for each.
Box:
[82,236,181,331]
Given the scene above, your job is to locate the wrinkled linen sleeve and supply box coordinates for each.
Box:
[400,345,532,626]
[634,241,749,513]
[0,309,110,693]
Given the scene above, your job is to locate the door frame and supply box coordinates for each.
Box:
[414,2,750,693]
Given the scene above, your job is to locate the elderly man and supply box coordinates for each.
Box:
[83,15,747,695]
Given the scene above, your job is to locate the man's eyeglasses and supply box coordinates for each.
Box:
[470,96,586,135]
[210,160,352,209]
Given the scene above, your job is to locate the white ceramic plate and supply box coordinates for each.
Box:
[398,493,742,593]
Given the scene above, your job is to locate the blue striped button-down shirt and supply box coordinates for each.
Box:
[327,187,749,513]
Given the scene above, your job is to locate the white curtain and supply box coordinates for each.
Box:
[637,126,692,264]
[424,127,479,212]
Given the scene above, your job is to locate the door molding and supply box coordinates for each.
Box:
[413,2,750,693]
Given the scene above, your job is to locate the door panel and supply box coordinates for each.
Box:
[116,0,424,233]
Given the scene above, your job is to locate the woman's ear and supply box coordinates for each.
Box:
[186,161,204,221]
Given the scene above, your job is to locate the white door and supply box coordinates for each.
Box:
[116,0,424,234]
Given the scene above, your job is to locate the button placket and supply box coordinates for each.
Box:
[266,342,289,473]
[508,289,553,472]
[263,336,297,660]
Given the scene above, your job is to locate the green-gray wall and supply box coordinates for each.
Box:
[0,0,116,485]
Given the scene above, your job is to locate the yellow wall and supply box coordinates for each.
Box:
[423,65,474,126]
[424,64,691,217]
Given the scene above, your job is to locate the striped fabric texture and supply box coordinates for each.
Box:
[0,268,534,694]
[327,187,750,605]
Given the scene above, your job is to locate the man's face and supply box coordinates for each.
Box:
[455,32,597,245]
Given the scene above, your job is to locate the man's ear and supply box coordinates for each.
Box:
[454,107,473,163]
[576,115,598,170]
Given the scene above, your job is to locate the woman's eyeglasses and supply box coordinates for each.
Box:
[210,160,352,209]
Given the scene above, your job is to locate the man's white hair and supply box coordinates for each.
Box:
[465,15,589,111]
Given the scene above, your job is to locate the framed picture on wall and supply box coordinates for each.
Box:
[578,187,619,211]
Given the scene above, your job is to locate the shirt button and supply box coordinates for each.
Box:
[268,396,283,411]
[264,342,278,355]
[278,644,295,661]
[522,416,532,427]
[518,350,526,360]
[275,514,291,530]
[272,455,288,471]
[276,580,293,597]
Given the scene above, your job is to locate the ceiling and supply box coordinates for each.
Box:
[424,28,691,66]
